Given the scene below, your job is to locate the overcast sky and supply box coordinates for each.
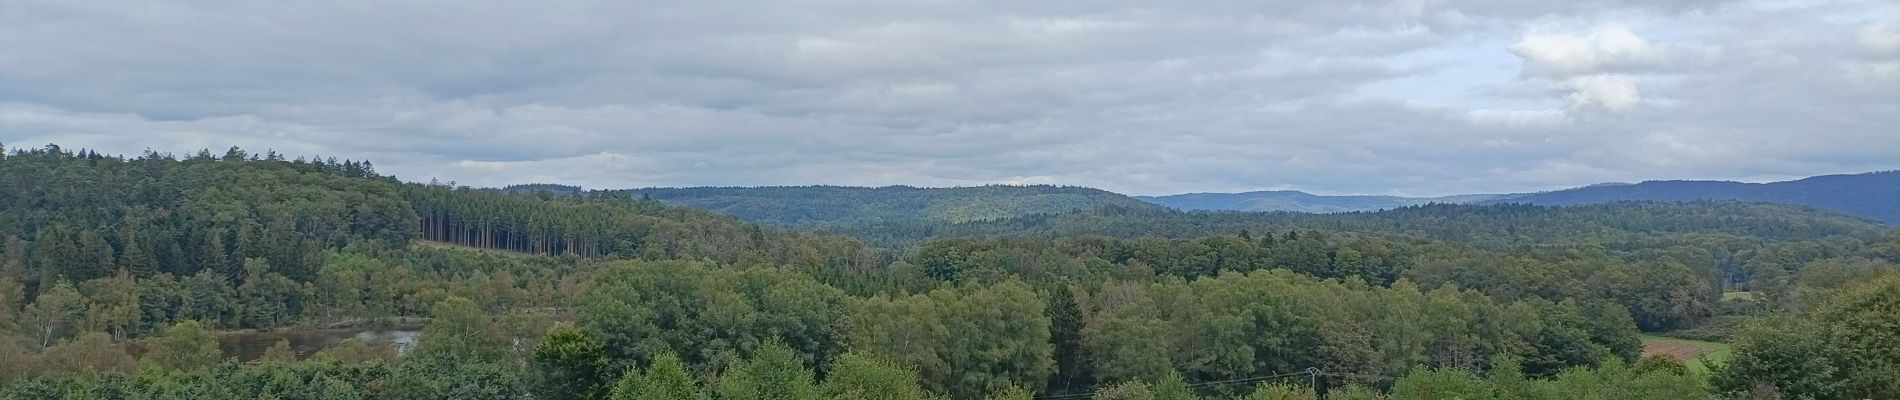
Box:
[2,0,1896,196]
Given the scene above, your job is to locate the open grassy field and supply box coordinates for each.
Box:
[1642,335,1733,376]
[1721,291,1756,301]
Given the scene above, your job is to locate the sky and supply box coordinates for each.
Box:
[1,0,1896,196]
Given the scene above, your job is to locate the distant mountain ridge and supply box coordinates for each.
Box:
[1136,191,1521,213]
[621,185,1163,229]
[1138,171,1900,224]
[1488,171,1900,224]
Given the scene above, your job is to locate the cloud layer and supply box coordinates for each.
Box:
[2,0,1895,195]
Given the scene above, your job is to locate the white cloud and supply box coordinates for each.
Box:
[1466,108,1568,127]
[1565,74,1642,112]
[1862,12,1900,56]
[1511,25,1659,76]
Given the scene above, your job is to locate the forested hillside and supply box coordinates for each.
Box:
[928,202,1885,248]
[1486,171,1900,224]
[1137,191,1514,213]
[624,185,1161,230]
[1,144,1896,399]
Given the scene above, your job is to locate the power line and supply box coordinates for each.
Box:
[1319,371,1403,382]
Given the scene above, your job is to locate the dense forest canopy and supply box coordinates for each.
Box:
[623,185,1162,235]
[0,144,1895,399]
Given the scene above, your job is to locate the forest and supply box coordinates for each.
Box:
[0,144,1896,399]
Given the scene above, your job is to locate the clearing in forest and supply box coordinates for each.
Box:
[1641,335,1732,375]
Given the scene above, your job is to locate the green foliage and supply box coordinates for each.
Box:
[820,352,930,400]
[140,321,223,372]
[578,261,850,375]
[713,339,818,400]
[1242,383,1315,400]
[30,332,135,378]
[1081,270,1639,391]
[258,339,297,364]
[982,387,1036,400]
[21,280,87,348]
[1717,275,1900,399]
[0,144,1889,399]
[1387,368,1489,400]
[1046,285,1094,394]
[385,357,527,400]
[1091,381,1154,400]
[1385,358,1707,400]
[624,185,1161,244]
[852,280,1055,399]
[411,296,511,364]
[534,325,611,400]
[310,338,394,364]
[609,352,701,400]
[1151,372,1196,400]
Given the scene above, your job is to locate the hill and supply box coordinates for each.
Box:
[933,201,1890,250]
[622,185,1162,229]
[1490,171,1900,224]
[1136,190,1519,213]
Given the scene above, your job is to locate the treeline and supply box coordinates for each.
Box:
[409,185,879,267]
[0,145,883,341]
[624,185,1161,232]
[9,259,1895,398]
[0,260,1676,399]
[897,229,1900,332]
[0,144,413,286]
[930,202,1887,247]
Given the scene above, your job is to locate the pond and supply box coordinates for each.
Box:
[218,328,419,362]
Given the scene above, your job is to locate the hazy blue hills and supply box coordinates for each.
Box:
[621,185,1163,229]
[1134,171,1898,225]
[1489,171,1900,224]
[1135,191,1522,213]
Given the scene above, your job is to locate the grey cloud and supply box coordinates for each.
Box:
[1,0,1893,196]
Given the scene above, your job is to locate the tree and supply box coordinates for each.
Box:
[180,269,235,327]
[1387,368,1490,400]
[1152,372,1198,400]
[236,258,300,329]
[259,339,297,364]
[31,332,135,377]
[0,273,21,336]
[310,338,394,364]
[577,262,849,374]
[1810,275,1900,398]
[1092,381,1154,400]
[410,296,509,364]
[984,387,1037,400]
[851,281,1055,398]
[1047,285,1094,394]
[609,352,700,400]
[714,339,818,400]
[80,271,140,338]
[22,280,88,348]
[820,352,929,400]
[1241,383,1316,400]
[1718,275,1900,399]
[141,320,223,371]
[533,325,611,400]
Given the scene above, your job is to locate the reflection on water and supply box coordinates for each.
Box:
[219,328,419,362]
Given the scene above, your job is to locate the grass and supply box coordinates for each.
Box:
[1720,291,1756,301]
[1641,335,1733,376]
